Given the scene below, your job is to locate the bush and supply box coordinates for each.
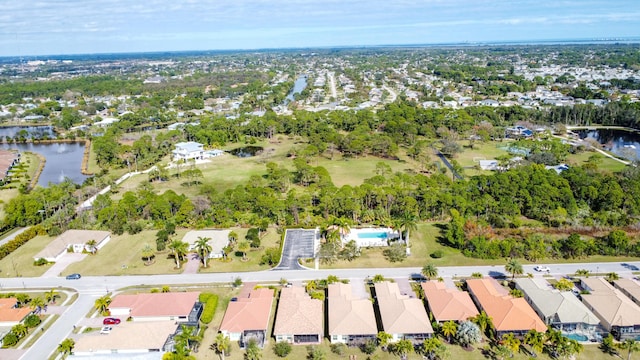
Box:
[360,339,377,355]
[2,332,18,346]
[274,341,292,357]
[24,314,41,328]
[247,228,260,248]
[0,225,45,261]
[260,247,281,266]
[331,343,347,355]
[33,258,49,266]
[199,293,218,324]
[430,249,444,258]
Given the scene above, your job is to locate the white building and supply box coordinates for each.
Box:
[172,142,205,161]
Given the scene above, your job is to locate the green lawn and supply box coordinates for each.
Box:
[0,235,53,278]
[199,228,282,273]
[566,151,627,173]
[453,141,511,168]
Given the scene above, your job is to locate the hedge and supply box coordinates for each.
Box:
[0,225,45,260]
[199,293,218,324]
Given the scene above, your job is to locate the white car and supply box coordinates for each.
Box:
[534,265,550,272]
[100,326,112,334]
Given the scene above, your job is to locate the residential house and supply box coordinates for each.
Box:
[0,150,20,184]
[181,230,230,259]
[422,281,479,323]
[374,282,433,343]
[328,283,378,345]
[108,292,202,323]
[273,286,323,344]
[0,298,33,342]
[613,279,640,306]
[220,287,274,348]
[515,278,601,334]
[73,321,178,356]
[172,141,205,161]
[33,230,111,262]
[466,278,547,336]
[580,278,640,340]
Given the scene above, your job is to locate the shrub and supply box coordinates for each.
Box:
[247,228,260,248]
[33,258,49,266]
[274,341,292,357]
[360,339,377,355]
[199,293,218,324]
[430,249,444,258]
[260,247,281,266]
[0,225,45,261]
[24,314,41,328]
[2,332,18,346]
[331,343,347,355]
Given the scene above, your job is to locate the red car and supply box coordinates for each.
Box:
[103,318,121,325]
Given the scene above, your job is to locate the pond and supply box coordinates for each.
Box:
[1,142,89,186]
[283,75,308,105]
[578,129,640,160]
[228,146,263,158]
[0,126,56,140]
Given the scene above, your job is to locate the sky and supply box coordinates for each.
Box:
[1,0,640,57]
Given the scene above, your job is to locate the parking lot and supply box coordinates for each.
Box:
[274,229,317,270]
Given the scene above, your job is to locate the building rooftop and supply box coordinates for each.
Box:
[181,230,230,256]
[73,321,177,354]
[220,288,274,333]
[515,278,599,326]
[34,229,110,260]
[109,292,200,318]
[581,278,640,328]
[466,278,546,333]
[375,282,433,335]
[328,283,378,337]
[422,281,479,322]
[273,286,323,336]
[0,298,32,323]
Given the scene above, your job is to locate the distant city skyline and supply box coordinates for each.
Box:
[1,0,640,57]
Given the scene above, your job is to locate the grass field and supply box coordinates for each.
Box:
[200,228,282,273]
[565,151,627,173]
[0,235,53,278]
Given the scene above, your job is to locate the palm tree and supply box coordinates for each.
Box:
[501,332,520,355]
[441,321,458,343]
[377,331,392,350]
[168,240,189,269]
[238,241,250,261]
[85,239,97,254]
[11,323,28,338]
[211,332,231,360]
[471,310,493,337]
[493,345,511,360]
[606,272,620,282]
[422,337,444,360]
[399,212,417,247]
[57,338,75,359]
[94,295,111,316]
[422,263,439,280]
[390,339,413,359]
[619,338,640,360]
[524,329,544,356]
[141,243,155,265]
[556,337,583,360]
[245,338,262,360]
[45,288,59,304]
[195,236,212,268]
[505,258,523,281]
[30,297,45,311]
[228,231,238,246]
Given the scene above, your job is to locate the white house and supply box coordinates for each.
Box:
[33,230,111,262]
[172,142,205,161]
[181,230,230,258]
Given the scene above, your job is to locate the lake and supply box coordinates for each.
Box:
[1,142,88,186]
[228,146,263,158]
[578,129,640,160]
[284,75,308,105]
[0,125,56,140]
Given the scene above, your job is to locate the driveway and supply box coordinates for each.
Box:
[394,277,417,299]
[42,253,87,278]
[182,253,201,274]
[273,229,317,270]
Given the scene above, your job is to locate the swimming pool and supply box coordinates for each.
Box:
[357,231,389,239]
[564,333,588,342]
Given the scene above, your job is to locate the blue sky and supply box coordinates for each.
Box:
[1,0,639,56]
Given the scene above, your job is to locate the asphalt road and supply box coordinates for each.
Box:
[274,229,316,270]
[7,260,640,359]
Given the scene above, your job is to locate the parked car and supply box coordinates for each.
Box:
[65,273,81,280]
[534,265,550,272]
[100,326,112,334]
[103,318,121,325]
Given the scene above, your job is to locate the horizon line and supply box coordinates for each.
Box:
[2,36,640,59]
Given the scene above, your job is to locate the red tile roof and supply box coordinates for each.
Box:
[108,292,199,318]
[422,281,479,322]
[220,288,274,333]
